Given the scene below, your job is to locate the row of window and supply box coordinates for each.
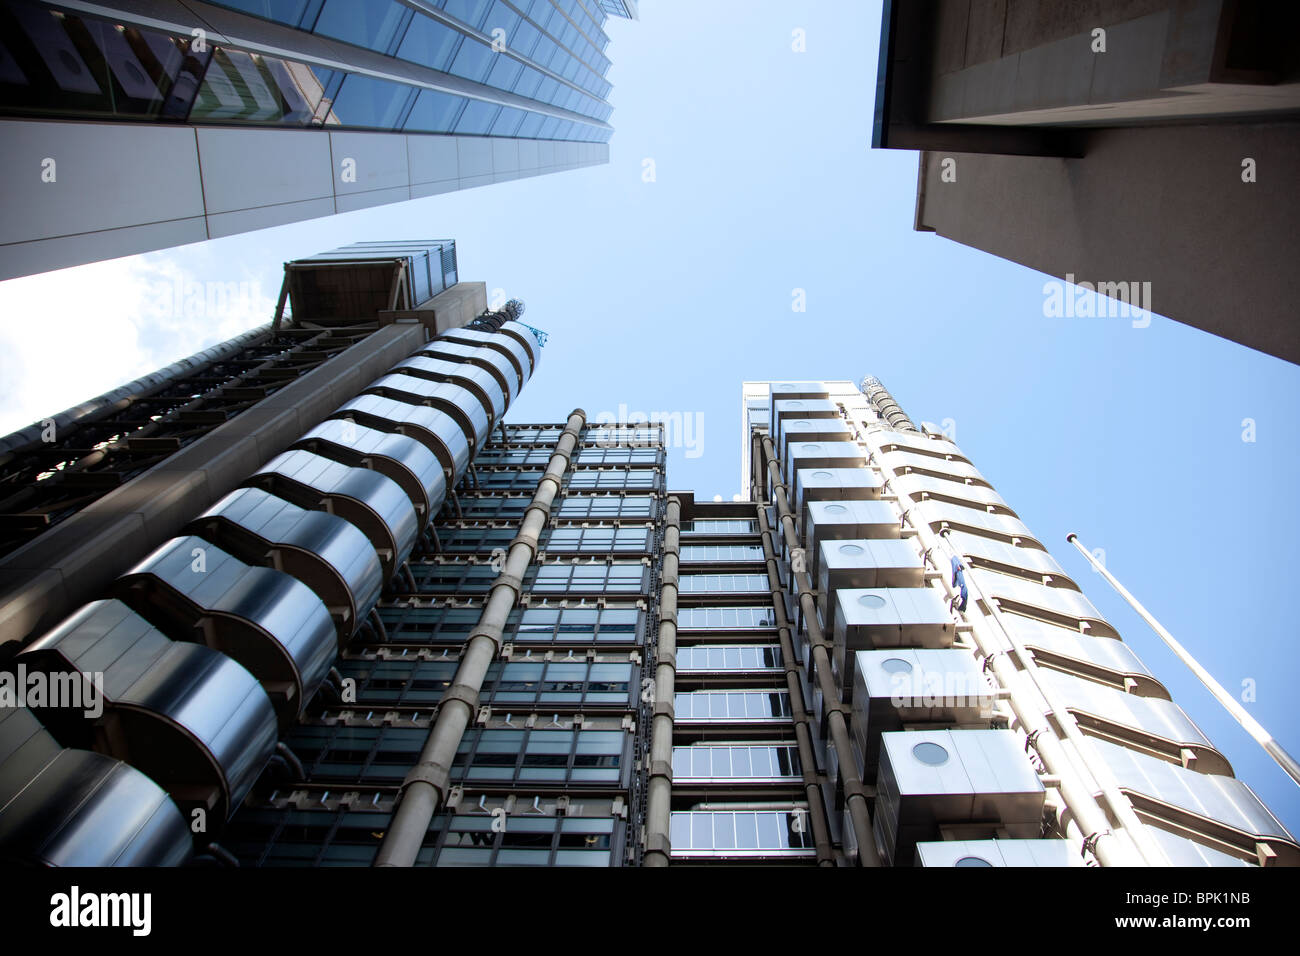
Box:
[476,447,662,465]
[472,470,660,491]
[682,519,758,535]
[676,644,782,672]
[674,690,792,722]
[678,574,770,594]
[457,495,658,520]
[438,525,652,553]
[0,4,611,141]
[672,745,801,782]
[228,808,621,867]
[411,561,647,594]
[376,605,642,644]
[679,545,766,562]
[669,811,815,858]
[677,607,777,631]
[285,725,630,786]
[336,658,636,707]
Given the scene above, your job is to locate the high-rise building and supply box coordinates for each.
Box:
[872,0,1300,363]
[0,247,1294,866]
[0,0,637,281]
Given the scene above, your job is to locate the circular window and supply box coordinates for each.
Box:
[838,543,864,555]
[812,470,833,479]
[787,399,803,406]
[912,742,950,766]
[955,856,994,867]
[857,593,887,609]
[880,658,912,674]
[825,503,847,514]
[794,420,811,427]
[801,443,822,453]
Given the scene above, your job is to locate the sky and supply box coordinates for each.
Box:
[1,0,1298,841]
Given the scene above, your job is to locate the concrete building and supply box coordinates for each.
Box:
[0,0,637,281]
[0,246,1294,865]
[873,0,1300,363]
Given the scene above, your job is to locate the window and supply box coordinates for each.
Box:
[544,526,651,554]
[531,562,646,594]
[669,810,814,859]
[677,645,782,673]
[672,745,801,782]
[678,574,769,594]
[567,469,658,490]
[511,606,641,645]
[679,545,766,562]
[674,690,792,722]
[330,73,413,129]
[397,15,464,71]
[677,607,776,631]
[556,496,656,519]
[682,519,758,534]
[313,0,407,53]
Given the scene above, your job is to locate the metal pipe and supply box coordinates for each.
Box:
[758,434,882,866]
[643,496,681,867]
[752,471,836,865]
[374,409,585,867]
[1068,533,1300,789]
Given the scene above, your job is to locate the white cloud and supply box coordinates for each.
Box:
[0,255,274,436]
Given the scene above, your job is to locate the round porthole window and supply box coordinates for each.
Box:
[838,544,864,555]
[955,856,994,867]
[880,658,912,674]
[801,443,822,452]
[812,470,833,479]
[825,503,847,514]
[787,399,803,406]
[858,593,887,609]
[912,742,950,765]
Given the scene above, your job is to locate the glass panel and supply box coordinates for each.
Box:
[314,0,407,53]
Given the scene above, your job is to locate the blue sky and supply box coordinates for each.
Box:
[2,0,1298,840]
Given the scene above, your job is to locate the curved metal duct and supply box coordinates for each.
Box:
[245,450,418,579]
[859,376,918,433]
[114,535,336,728]
[967,568,1117,637]
[1002,615,1169,699]
[388,355,507,422]
[17,599,278,827]
[497,321,542,374]
[0,706,192,866]
[440,327,533,388]
[185,487,383,645]
[416,342,518,406]
[363,376,491,453]
[334,394,471,483]
[293,420,447,527]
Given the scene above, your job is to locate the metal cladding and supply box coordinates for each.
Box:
[114,536,337,728]
[1090,737,1300,865]
[1003,615,1168,699]
[416,342,518,405]
[389,355,507,422]
[246,450,419,579]
[336,394,472,482]
[18,600,278,826]
[0,706,192,866]
[968,569,1117,637]
[873,729,1046,866]
[916,839,1084,868]
[859,376,918,432]
[188,488,383,646]
[851,648,994,783]
[364,376,491,453]
[294,420,448,526]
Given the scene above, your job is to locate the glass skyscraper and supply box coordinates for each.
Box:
[0,0,636,280]
[0,244,1294,868]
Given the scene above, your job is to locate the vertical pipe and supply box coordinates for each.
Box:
[643,497,681,867]
[758,434,882,866]
[374,409,586,866]
[752,462,836,865]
